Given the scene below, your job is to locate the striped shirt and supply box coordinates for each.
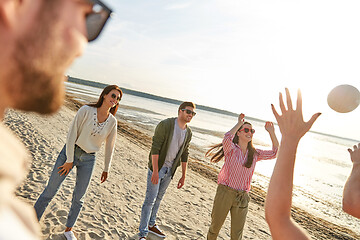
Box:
[218,132,278,192]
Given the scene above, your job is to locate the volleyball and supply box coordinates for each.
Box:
[327,84,360,113]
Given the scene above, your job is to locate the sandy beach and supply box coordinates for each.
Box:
[4,95,359,240]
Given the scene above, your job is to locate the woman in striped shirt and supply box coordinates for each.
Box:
[206,113,279,240]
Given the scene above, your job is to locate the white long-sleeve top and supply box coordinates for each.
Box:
[65,105,117,172]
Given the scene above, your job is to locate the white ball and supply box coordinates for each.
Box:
[327,84,360,113]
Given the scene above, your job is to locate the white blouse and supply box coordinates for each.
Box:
[65,105,117,172]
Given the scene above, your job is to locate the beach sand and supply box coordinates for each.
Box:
[4,95,359,240]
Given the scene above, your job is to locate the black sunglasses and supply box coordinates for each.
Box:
[86,0,113,42]
[111,93,121,102]
[181,109,196,116]
[239,128,255,134]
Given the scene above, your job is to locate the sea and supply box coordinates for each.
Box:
[66,81,360,234]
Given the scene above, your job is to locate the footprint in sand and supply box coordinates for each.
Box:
[47,233,67,240]
[51,217,61,226]
[32,169,46,182]
[45,212,56,219]
[88,229,106,239]
[63,186,73,196]
[56,209,68,217]
[58,216,67,225]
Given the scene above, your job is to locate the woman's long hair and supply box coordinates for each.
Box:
[205,122,257,168]
[87,85,123,116]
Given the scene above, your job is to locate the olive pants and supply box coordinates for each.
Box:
[207,184,250,240]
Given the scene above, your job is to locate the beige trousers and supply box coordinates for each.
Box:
[207,184,250,240]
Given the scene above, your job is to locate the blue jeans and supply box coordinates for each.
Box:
[34,145,96,228]
[138,167,172,237]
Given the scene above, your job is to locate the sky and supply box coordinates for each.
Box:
[68,0,360,141]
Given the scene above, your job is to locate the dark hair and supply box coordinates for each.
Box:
[178,101,196,112]
[87,85,123,116]
[205,122,258,168]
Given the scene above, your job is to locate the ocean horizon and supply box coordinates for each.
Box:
[67,76,359,143]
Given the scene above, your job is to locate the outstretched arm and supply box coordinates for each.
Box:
[229,113,245,135]
[342,143,360,218]
[265,88,321,240]
[265,122,279,150]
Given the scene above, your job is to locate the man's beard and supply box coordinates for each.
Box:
[9,0,67,114]
[180,115,191,124]
[10,60,66,114]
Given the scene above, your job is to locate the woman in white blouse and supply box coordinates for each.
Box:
[34,85,122,240]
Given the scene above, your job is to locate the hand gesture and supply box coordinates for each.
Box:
[101,171,108,183]
[177,175,185,189]
[271,88,321,141]
[348,143,360,165]
[265,121,275,133]
[151,170,159,185]
[239,113,245,123]
[58,162,73,176]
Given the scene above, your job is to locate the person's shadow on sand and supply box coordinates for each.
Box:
[45,233,68,240]
[129,233,164,240]
[48,231,164,240]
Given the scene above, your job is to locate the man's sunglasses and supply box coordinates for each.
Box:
[239,128,255,134]
[86,0,113,42]
[111,93,121,102]
[181,109,196,116]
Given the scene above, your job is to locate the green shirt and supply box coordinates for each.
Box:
[148,117,192,178]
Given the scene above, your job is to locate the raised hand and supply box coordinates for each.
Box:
[265,121,275,133]
[271,88,321,142]
[265,88,320,240]
[348,143,360,165]
[343,142,360,218]
[239,113,245,123]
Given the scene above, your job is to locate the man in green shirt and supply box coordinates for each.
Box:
[138,102,196,240]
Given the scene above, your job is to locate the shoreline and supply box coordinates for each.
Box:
[5,94,359,239]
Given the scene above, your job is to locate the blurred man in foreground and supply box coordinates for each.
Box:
[0,0,112,239]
